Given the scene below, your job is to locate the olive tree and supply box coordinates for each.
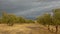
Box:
[52,9,60,34]
[37,13,52,31]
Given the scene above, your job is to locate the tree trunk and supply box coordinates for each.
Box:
[55,25,58,34]
[48,25,50,31]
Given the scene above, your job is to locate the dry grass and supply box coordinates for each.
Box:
[0,23,60,34]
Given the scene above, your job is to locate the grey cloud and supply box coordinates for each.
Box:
[1,0,60,18]
[15,1,60,15]
[1,0,40,12]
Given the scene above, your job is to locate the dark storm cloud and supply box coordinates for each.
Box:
[1,0,60,18]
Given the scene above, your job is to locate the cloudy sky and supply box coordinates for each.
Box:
[1,0,60,18]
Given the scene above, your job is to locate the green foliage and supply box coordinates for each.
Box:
[2,12,9,24]
[37,13,52,25]
[0,18,2,24]
[37,9,60,26]
[0,11,35,26]
[37,16,45,25]
[16,17,26,24]
[26,19,35,23]
[7,14,17,26]
[53,9,60,25]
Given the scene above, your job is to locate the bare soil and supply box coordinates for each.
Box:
[0,23,60,34]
